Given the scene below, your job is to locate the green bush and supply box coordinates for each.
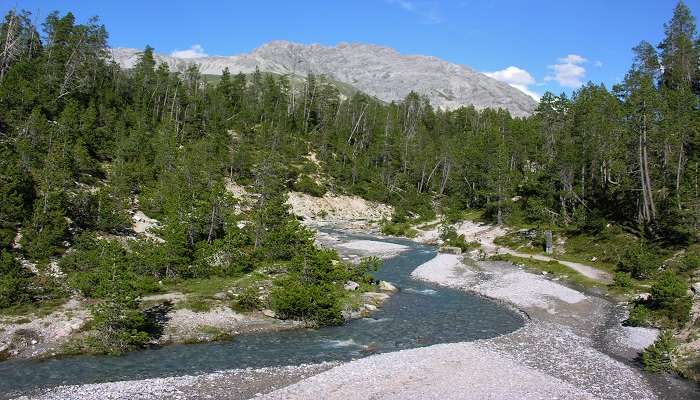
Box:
[612,271,633,289]
[380,220,417,238]
[617,243,658,279]
[87,296,160,355]
[641,330,678,373]
[650,271,692,325]
[0,251,34,309]
[60,233,158,299]
[293,175,326,197]
[626,303,650,327]
[680,251,700,273]
[439,224,479,252]
[21,197,69,261]
[269,279,343,326]
[483,200,514,224]
[235,287,262,311]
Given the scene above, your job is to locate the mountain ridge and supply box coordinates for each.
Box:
[111,41,538,117]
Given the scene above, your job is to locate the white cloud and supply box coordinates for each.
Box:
[390,0,416,11]
[386,0,442,24]
[594,60,603,67]
[557,54,588,64]
[545,53,588,88]
[485,66,540,101]
[170,44,208,59]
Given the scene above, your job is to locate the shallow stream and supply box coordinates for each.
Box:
[0,230,525,396]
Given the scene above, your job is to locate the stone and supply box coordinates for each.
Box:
[544,230,553,254]
[212,292,229,301]
[364,304,377,312]
[439,246,462,255]
[362,292,390,304]
[378,280,398,292]
[635,293,652,302]
[344,281,360,291]
[691,282,700,295]
[262,309,277,318]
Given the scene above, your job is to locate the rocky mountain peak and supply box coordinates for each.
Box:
[111,41,538,116]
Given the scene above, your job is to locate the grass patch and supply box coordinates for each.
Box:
[0,298,67,318]
[164,276,242,297]
[176,297,213,312]
[491,253,603,289]
[559,231,638,273]
[380,221,418,238]
[493,230,542,254]
[197,325,229,341]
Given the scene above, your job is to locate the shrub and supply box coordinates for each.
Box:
[87,296,160,355]
[61,234,158,299]
[617,243,658,279]
[650,271,692,325]
[293,175,326,197]
[269,279,343,326]
[380,220,417,238]
[0,251,34,309]
[680,251,700,273]
[626,303,650,327]
[439,224,479,252]
[641,330,678,373]
[21,198,69,261]
[612,271,633,289]
[235,287,262,311]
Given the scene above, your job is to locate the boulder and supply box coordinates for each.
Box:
[692,282,700,295]
[261,309,277,318]
[635,293,652,302]
[439,246,462,255]
[363,304,377,312]
[344,280,360,291]
[378,280,398,292]
[361,292,390,304]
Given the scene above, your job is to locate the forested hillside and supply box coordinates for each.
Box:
[0,3,698,360]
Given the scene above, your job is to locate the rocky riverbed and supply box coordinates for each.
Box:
[5,230,698,400]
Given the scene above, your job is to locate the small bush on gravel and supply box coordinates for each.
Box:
[641,330,678,373]
[439,224,479,252]
[235,287,262,311]
[626,303,650,327]
[380,220,417,238]
[650,271,692,325]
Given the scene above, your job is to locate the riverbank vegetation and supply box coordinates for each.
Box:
[0,1,698,370]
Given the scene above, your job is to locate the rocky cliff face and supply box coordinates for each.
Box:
[111,41,537,117]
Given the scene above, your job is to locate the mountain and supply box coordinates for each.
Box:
[111,41,538,117]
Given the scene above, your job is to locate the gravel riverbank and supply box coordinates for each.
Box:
[257,254,662,400]
[8,233,698,400]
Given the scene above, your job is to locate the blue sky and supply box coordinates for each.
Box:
[2,0,697,100]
